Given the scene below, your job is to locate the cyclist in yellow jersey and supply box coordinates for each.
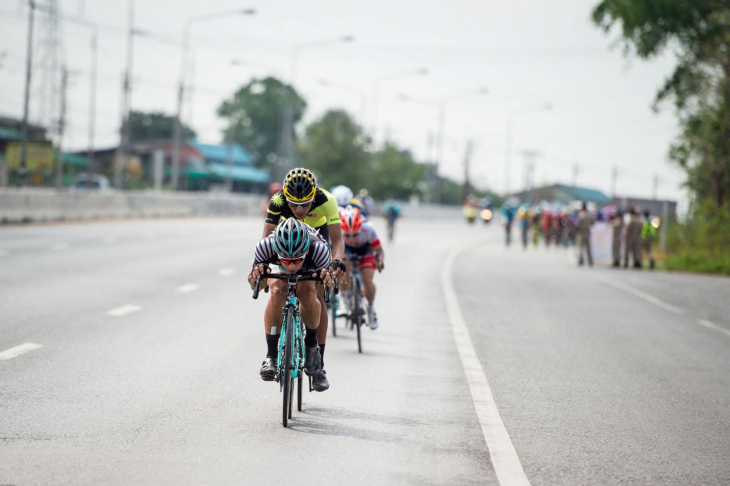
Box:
[261,168,345,391]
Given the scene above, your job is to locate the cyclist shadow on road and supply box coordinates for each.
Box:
[288,405,421,441]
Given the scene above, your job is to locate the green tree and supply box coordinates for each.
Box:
[217,76,306,169]
[592,0,730,207]
[297,110,370,190]
[371,143,429,201]
[128,110,196,142]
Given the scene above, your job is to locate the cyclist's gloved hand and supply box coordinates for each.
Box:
[329,259,346,279]
[248,264,271,290]
[314,266,335,289]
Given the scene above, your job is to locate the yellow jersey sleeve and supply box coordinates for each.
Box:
[320,189,340,225]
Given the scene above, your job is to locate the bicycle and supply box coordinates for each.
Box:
[253,271,336,428]
[337,254,371,353]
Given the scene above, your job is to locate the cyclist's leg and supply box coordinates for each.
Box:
[261,279,288,380]
[359,257,377,304]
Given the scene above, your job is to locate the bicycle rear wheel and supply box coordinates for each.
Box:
[297,375,303,411]
[354,279,362,354]
[282,308,294,428]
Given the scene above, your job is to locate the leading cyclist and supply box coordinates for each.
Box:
[263,168,346,391]
[249,219,335,388]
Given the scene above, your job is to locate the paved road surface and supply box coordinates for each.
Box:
[1,218,729,485]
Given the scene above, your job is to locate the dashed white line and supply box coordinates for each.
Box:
[698,319,730,338]
[0,342,43,361]
[443,243,531,486]
[598,276,683,314]
[218,268,236,277]
[51,242,70,251]
[177,283,199,293]
[107,304,142,317]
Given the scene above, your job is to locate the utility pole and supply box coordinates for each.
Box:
[520,150,541,203]
[55,66,68,188]
[610,166,618,198]
[19,1,36,185]
[116,0,134,189]
[652,174,659,200]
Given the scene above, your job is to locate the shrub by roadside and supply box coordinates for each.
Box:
[664,202,730,275]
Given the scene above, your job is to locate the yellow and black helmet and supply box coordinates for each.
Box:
[283,168,317,203]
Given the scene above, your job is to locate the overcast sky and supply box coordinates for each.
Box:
[0,0,687,206]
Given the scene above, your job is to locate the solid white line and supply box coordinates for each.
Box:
[51,242,69,251]
[698,319,730,338]
[442,243,531,486]
[598,276,683,314]
[177,283,199,293]
[107,304,142,317]
[218,268,236,277]
[0,342,43,361]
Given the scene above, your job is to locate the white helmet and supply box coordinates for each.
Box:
[331,185,354,207]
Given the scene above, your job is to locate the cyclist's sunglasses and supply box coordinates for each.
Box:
[286,199,312,209]
[280,257,304,265]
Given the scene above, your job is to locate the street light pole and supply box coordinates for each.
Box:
[19,0,36,183]
[171,8,256,191]
[504,102,552,197]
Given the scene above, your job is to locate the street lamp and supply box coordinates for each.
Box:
[504,102,552,196]
[171,8,256,190]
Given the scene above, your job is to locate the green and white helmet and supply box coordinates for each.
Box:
[272,218,310,259]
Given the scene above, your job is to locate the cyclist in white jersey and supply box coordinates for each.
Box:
[338,205,384,329]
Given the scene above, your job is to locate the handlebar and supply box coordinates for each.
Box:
[252,270,337,304]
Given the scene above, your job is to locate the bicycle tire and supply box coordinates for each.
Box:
[288,373,294,420]
[282,307,294,428]
[297,375,303,412]
[355,277,362,354]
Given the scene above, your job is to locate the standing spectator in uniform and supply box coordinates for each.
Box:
[641,210,657,269]
[577,202,595,266]
[624,207,643,269]
[610,211,624,268]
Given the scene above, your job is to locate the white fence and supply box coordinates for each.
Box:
[0,189,463,224]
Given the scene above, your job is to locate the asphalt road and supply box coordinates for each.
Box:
[1,217,729,485]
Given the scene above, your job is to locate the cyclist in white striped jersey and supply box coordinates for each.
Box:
[248,218,334,390]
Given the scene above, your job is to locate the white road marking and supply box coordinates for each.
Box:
[0,342,43,361]
[218,268,236,277]
[442,243,531,486]
[0,249,8,257]
[107,304,142,317]
[598,276,683,314]
[177,283,199,293]
[698,319,730,338]
[51,242,69,251]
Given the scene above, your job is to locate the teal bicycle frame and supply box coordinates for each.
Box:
[277,293,306,381]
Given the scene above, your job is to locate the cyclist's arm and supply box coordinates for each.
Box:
[329,222,345,263]
[262,222,276,239]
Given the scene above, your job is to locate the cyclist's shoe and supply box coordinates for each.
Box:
[260,357,276,381]
[368,304,378,330]
[312,369,330,392]
[304,345,322,376]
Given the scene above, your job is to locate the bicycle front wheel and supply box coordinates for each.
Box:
[330,294,337,337]
[297,375,303,411]
[282,307,294,428]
